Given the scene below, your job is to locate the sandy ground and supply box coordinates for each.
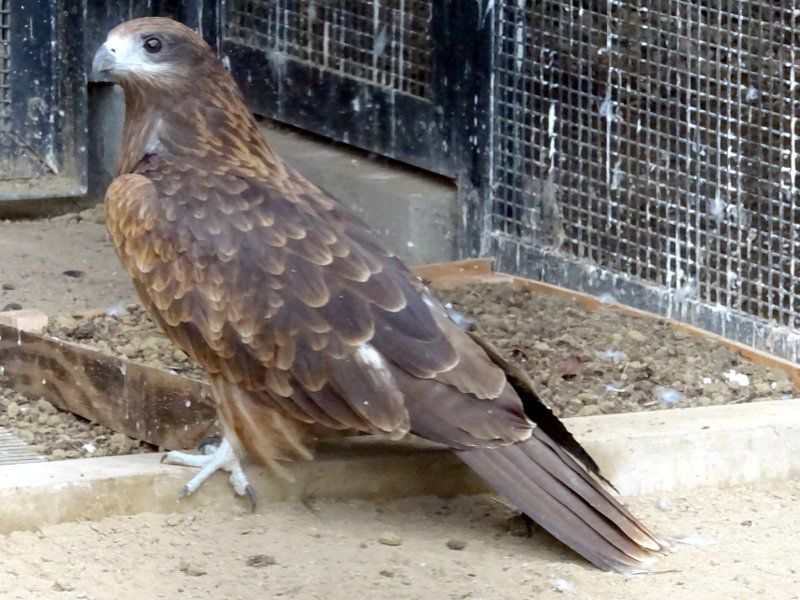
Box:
[0,479,798,600]
[0,206,137,316]
[2,213,800,598]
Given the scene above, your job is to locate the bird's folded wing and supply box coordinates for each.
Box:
[104,159,531,444]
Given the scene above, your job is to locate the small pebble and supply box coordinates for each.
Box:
[627,329,647,342]
[52,581,74,592]
[245,554,276,567]
[753,381,772,395]
[62,270,85,278]
[656,497,673,511]
[16,430,34,444]
[6,402,20,418]
[178,560,206,576]
[576,404,601,417]
[446,539,467,551]
[37,399,56,414]
[379,570,394,578]
[378,532,403,546]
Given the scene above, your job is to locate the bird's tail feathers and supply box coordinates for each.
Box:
[458,430,669,573]
[462,328,668,572]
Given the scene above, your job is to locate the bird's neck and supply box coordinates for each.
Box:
[116,75,281,177]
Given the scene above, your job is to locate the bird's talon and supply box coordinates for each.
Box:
[245,484,257,512]
[178,484,190,500]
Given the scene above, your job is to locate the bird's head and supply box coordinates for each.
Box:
[93,17,272,174]
[92,17,219,91]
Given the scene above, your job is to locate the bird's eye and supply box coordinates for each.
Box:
[143,36,162,54]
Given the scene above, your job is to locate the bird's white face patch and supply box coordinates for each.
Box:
[103,33,172,76]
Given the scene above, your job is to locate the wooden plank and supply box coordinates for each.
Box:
[411,258,513,290]
[410,258,494,280]
[0,324,216,450]
[0,310,49,334]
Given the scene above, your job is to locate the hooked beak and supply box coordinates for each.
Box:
[91,44,116,77]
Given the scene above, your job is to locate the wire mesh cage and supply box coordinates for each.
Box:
[489,1,800,360]
[226,0,433,98]
[220,0,452,175]
[0,0,9,131]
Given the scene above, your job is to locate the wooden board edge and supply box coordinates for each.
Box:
[410,258,494,280]
[0,324,216,449]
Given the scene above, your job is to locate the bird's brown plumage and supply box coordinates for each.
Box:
[101,17,667,572]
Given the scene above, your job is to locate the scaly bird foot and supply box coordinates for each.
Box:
[162,438,257,510]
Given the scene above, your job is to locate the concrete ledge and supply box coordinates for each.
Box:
[574,398,800,495]
[0,444,483,534]
[264,122,458,265]
[1,399,798,532]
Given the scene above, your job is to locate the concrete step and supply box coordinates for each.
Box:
[1,399,797,533]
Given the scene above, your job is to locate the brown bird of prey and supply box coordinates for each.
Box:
[92,18,666,572]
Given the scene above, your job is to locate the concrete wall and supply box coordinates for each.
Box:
[86,84,459,265]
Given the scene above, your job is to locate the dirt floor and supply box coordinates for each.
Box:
[0,205,137,316]
[0,479,798,600]
[441,284,796,417]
